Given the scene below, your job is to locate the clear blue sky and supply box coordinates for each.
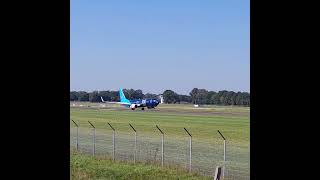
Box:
[71,0,250,95]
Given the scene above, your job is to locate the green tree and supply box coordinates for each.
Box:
[123,89,135,99]
[89,91,100,102]
[242,92,250,106]
[98,91,111,102]
[212,91,227,105]
[163,90,179,104]
[196,89,208,105]
[132,89,144,99]
[235,92,242,105]
[189,88,199,104]
[110,91,119,101]
[225,91,235,105]
[145,93,158,99]
[207,91,216,104]
[70,91,79,101]
[179,95,192,103]
[77,91,89,101]
[230,92,238,105]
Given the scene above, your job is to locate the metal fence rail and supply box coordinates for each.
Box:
[70,121,249,180]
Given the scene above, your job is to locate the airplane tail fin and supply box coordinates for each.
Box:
[100,96,105,102]
[119,88,131,104]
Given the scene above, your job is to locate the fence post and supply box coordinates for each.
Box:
[129,123,137,164]
[218,130,226,179]
[224,140,226,162]
[184,128,192,172]
[213,166,222,180]
[107,123,115,161]
[88,121,95,157]
[156,125,164,167]
[71,120,79,151]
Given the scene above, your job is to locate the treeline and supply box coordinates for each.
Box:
[70,88,250,106]
[162,88,250,106]
[70,89,155,102]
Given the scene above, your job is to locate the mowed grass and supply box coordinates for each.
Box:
[71,151,211,180]
[70,103,249,143]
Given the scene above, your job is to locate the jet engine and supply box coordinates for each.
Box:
[130,104,137,110]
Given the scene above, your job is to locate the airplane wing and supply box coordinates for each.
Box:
[100,97,131,105]
[108,102,131,105]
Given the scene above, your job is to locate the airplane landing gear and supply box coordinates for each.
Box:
[131,108,135,110]
[142,108,145,110]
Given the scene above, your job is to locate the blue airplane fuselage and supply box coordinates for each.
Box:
[128,99,160,108]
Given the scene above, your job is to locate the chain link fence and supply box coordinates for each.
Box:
[70,123,249,180]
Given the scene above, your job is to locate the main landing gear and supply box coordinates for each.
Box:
[141,108,145,110]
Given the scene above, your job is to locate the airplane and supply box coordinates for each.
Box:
[100,88,160,110]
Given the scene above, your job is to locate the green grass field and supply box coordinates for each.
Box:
[70,103,250,179]
[71,151,212,180]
